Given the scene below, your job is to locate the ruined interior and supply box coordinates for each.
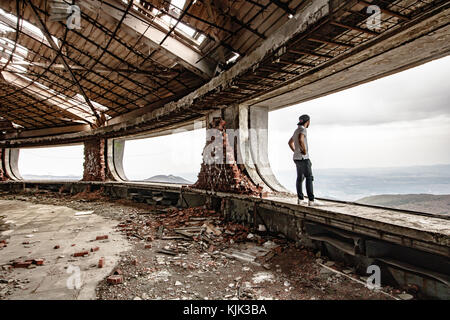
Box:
[0,0,449,301]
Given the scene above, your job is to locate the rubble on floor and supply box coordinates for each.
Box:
[96,204,399,300]
[0,191,412,300]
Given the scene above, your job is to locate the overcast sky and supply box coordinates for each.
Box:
[18,56,450,180]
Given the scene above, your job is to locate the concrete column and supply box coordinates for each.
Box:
[1,148,22,181]
[192,109,263,196]
[0,148,8,181]
[247,105,289,193]
[192,104,288,195]
[223,105,289,193]
[106,138,128,181]
[82,138,106,181]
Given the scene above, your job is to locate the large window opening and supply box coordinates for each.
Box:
[268,56,450,215]
[18,144,83,180]
[123,127,205,184]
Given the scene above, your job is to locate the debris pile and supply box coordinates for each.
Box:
[0,277,30,299]
[191,118,263,196]
[0,192,402,300]
[114,205,277,253]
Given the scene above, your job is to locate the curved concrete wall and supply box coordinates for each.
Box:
[222,105,290,193]
[106,138,128,181]
[247,106,289,193]
[3,148,22,180]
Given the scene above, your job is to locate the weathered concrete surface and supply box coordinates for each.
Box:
[1,180,448,256]
[106,139,127,182]
[0,148,22,181]
[265,195,450,245]
[192,116,263,196]
[0,200,130,299]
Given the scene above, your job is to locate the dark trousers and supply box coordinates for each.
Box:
[294,159,314,201]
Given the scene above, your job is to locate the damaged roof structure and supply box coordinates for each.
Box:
[0,0,447,145]
[0,0,449,302]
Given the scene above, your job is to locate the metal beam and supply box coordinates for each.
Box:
[330,21,379,36]
[358,0,411,21]
[269,0,296,16]
[1,71,95,124]
[79,0,215,79]
[307,37,354,48]
[26,0,101,124]
[287,48,334,59]
[3,124,90,140]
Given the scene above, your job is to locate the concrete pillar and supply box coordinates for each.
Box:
[82,138,128,182]
[82,138,106,181]
[0,148,22,181]
[223,104,289,193]
[247,105,289,193]
[192,109,263,196]
[192,104,288,195]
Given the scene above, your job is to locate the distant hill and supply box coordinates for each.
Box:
[143,174,192,185]
[22,174,81,180]
[276,164,450,201]
[356,194,450,215]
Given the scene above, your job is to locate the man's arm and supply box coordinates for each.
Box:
[288,137,295,152]
[298,133,307,155]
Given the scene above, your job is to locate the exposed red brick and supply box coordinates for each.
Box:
[98,257,105,268]
[191,117,262,196]
[13,261,32,268]
[107,275,123,285]
[96,235,108,241]
[54,245,60,249]
[113,269,123,275]
[73,251,89,257]
[82,139,106,181]
[91,246,100,252]
[33,259,44,266]
[144,244,152,249]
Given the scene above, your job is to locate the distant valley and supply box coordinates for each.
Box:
[356,194,450,215]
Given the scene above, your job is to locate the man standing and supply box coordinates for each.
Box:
[288,114,322,206]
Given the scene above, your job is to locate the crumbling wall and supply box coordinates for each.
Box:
[0,148,7,181]
[192,118,262,196]
[82,139,106,181]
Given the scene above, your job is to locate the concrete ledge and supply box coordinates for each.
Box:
[1,180,449,298]
[1,180,448,254]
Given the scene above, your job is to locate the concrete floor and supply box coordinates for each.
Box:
[0,200,130,300]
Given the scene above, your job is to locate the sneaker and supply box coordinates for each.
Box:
[297,199,308,205]
[308,200,324,207]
